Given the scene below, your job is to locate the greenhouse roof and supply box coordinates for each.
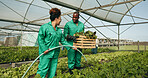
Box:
[0,0,143,33]
[44,0,142,24]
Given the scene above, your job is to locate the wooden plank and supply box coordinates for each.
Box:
[76,39,95,40]
[74,44,95,46]
[77,46,95,48]
[74,43,95,45]
[79,36,86,37]
[73,35,96,48]
[76,41,96,43]
[77,45,95,46]
[78,46,95,48]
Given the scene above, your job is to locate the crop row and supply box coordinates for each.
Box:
[1,51,147,78]
[0,47,110,64]
[57,51,148,78]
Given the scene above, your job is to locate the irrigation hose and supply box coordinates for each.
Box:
[22,45,87,78]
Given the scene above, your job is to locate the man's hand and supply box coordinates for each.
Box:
[44,48,50,54]
[72,46,77,50]
[66,35,77,42]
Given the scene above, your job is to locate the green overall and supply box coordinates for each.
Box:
[37,22,70,78]
[64,20,84,69]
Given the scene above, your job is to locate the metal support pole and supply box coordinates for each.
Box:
[118,25,120,50]
[21,23,23,50]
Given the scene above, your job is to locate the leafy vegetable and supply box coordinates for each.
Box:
[75,30,97,39]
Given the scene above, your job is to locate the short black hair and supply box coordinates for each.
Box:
[73,11,79,17]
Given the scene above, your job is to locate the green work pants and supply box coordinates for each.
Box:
[68,48,82,69]
[37,56,58,78]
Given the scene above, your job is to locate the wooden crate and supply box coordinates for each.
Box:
[73,35,96,48]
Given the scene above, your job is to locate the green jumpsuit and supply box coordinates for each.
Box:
[37,22,70,78]
[64,20,84,69]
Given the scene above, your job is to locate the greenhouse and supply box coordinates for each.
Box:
[0,0,148,78]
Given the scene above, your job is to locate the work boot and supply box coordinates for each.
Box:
[74,67,83,70]
[68,69,73,74]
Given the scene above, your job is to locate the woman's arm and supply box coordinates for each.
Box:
[38,26,49,53]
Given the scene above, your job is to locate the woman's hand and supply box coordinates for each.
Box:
[72,46,77,50]
[44,48,50,54]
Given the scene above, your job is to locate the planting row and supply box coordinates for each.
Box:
[1,51,146,78]
[57,51,148,78]
[0,47,110,64]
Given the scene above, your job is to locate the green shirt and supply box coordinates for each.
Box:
[38,22,70,58]
[64,20,84,45]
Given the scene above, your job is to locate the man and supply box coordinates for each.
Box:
[64,12,84,74]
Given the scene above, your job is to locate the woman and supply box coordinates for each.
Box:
[36,8,77,78]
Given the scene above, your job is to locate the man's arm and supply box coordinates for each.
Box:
[64,23,77,42]
[60,33,77,50]
[64,23,69,38]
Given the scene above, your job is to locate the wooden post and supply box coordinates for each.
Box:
[109,41,110,48]
[102,39,104,47]
[12,63,15,67]
[144,45,146,52]
[138,41,139,53]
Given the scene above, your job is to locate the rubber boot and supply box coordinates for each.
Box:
[68,69,73,74]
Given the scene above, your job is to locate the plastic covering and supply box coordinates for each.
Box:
[0,0,142,31]
[0,0,142,46]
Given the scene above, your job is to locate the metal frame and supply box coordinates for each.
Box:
[0,27,38,32]
[118,0,142,24]
[0,0,146,50]
[43,0,127,24]
[86,21,148,28]
[1,0,144,30]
